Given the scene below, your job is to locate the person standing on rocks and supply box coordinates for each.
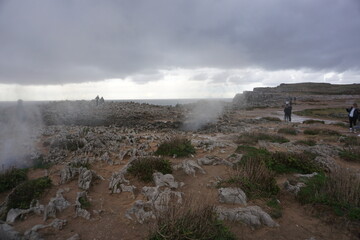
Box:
[284,103,292,122]
[346,103,358,132]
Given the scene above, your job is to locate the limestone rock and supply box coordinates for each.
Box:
[125,200,155,224]
[217,206,279,228]
[78,168,93,190]
[67,234,80,240]
[108,172,135,194]
[173,160,206,176]
[0,223,22,240]
[44,189,71,221]
[153,172,183,189]
[283,181,306,195]
[218,187,247,205]
[197,156,233,166]
[75,192,91,220]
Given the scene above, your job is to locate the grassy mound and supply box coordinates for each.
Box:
[155,138,195,157]
[127,157,172,182]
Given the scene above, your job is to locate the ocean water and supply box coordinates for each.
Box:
[111,98,233,106]
[0,98,233,107]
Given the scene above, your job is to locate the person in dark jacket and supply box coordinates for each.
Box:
[284,103,292,122]
[346,103,359,132]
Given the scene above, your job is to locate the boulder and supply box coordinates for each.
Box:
[218,187,247,205]
[217,206,279,228]
[125,200,155,224]
[153,172,183,189]
[173,160,206,176]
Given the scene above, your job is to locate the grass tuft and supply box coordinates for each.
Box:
[127,157,172,182]
[149,200,236,240]
[155,138,195,157]
[219,156,279,199]
[277,127,297,135]
[302,119,325,124]
[297,168,360,221]
[236,133,289,145]
[260,117,281,122]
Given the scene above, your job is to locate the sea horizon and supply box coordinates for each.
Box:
[0,97,233,107]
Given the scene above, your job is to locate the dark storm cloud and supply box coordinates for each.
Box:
[0,0,359,85]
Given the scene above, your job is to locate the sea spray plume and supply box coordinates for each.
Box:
[0,100,43,171]
[182,100,224,131]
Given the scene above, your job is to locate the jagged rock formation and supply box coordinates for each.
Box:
[233,82,360,108]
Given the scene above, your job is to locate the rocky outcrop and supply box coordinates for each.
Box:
[217,206,279,228]
[218,187,247,205]
[173,160,206,176]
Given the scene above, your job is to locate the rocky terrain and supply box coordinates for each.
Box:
[0,83,360,240]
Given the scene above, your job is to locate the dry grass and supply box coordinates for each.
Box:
[219,156,279,199]
[149,197,235,240]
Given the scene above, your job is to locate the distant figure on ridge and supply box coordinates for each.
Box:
[99,97,105,104]
[346,103,358,133]
[95,95,99,106]
[284,102,292,122]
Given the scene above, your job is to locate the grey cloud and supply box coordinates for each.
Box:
[0,0,359,85]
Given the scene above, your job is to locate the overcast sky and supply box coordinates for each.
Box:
[0,0,359,101]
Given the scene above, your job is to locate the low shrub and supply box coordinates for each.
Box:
[339,136,360,146]
[331,122,347,128]
[277,127,297,135]
[79,196,91,209]
[294,139,317,146]
[297,168,360,221]
[32,156,52,169]
[266,151,321,174]
[304,128,341,136]
[236,133,289,145]
[260,117,281,122]
[7,176,52,210]
[339,147,360,163]
[266,198,282,219]
[236,146,320,174]
[149,201,236,240]
[127,157,172,182]
[303,119,325,124]
[0,168,28,193]
[155,138,195,157]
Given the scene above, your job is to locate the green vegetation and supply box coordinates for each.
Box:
[294,108,346,119]
[266,151,320,174]
[0,168,28,193]
[219,156,279,199]
[236,133,289,145]
[340,136,360,146]
[7,176,52,210]
[127,157,172,182]
[236,145,320,174]
[277,127,297,135]
[155,138,195,157]
[297,168,360,221]
[79,196,91,209]
[260,117,281,122]
[303,128,341,136]
[266,198,282,219]
[32,155,52,169]
[294,139,317,146]
[150,203,236,240]
[331,122,347,128]
[339,147,360,163]
[302,119,325,124]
